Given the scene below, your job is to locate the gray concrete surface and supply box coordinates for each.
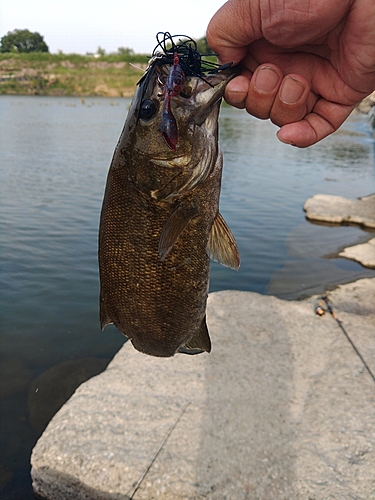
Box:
[31,279,375,500]
[339,238,375,269]
[304,193,375,229]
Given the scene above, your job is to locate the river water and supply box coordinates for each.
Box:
[1,95,374,498]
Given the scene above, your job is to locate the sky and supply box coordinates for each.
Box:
[0,0,227,55]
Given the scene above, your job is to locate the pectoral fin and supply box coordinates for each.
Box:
[208,212,240,270]
[159,203,198,260]
[178,317,211,354]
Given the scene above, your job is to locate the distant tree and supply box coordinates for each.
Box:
[0,29,49,53]
[196,37,211,54]
[117,47,134,56]
[97,46,106,56]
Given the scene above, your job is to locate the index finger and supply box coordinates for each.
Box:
[206,0,260,64]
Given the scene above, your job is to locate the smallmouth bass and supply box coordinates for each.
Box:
[99,35,240,357]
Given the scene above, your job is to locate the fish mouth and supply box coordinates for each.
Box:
[190,75,231,126]
[129,66,237,200]
[138,69,236,162]
[160,73,237,196]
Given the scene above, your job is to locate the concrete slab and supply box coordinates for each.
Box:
[303,193,375,229]
[31,279,375,500]
[339,238,375,269]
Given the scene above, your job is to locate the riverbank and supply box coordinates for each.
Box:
[31,278,375,500]
[2,53,375,105]
[0,52,149,97]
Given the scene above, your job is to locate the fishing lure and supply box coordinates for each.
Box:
[137,32,233,150]
[161,52,185,151]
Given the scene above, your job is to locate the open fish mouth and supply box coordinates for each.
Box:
[133,32,239,158]
[132,69,236,169]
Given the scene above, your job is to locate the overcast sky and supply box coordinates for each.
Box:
[0,0,226,55]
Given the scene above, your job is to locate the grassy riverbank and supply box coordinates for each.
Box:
[0,52,150,96]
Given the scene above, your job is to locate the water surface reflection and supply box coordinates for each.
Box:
[0,96,374,498]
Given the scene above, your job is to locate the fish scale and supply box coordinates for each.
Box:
[100,163,216,357]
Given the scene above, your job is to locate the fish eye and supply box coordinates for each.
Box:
[139,99,158,120]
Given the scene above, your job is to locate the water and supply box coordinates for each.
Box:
[0,95,374,498]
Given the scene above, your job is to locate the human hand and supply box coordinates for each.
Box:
[207,0,375,147]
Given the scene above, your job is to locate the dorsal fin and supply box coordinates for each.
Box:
[178,317,211,354]
[207,212,240,270]
[158,203,198,260]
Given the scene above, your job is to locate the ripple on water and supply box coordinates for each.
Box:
[0,95,374,499]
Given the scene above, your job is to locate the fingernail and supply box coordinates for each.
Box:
[280,77,305,104]
[225,77,248,106]
[254,66,280,94]
[227,79,246,94]
[277,131,297,147]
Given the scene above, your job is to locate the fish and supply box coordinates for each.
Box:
[98,35,240,357]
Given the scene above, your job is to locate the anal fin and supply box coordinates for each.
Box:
[207,212,240,270]
[178,317,211,355]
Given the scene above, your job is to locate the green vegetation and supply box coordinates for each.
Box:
[0,51,150,96]
[193,37,211,54]
[0,34,215,97]
[0,29,49,53]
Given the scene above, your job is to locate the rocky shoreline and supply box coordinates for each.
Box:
[304,193,375,269]
[31,278,375,500]
[30,190,375,499]
[0,55,148,97]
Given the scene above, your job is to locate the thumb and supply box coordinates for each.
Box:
[206,0,260,65]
